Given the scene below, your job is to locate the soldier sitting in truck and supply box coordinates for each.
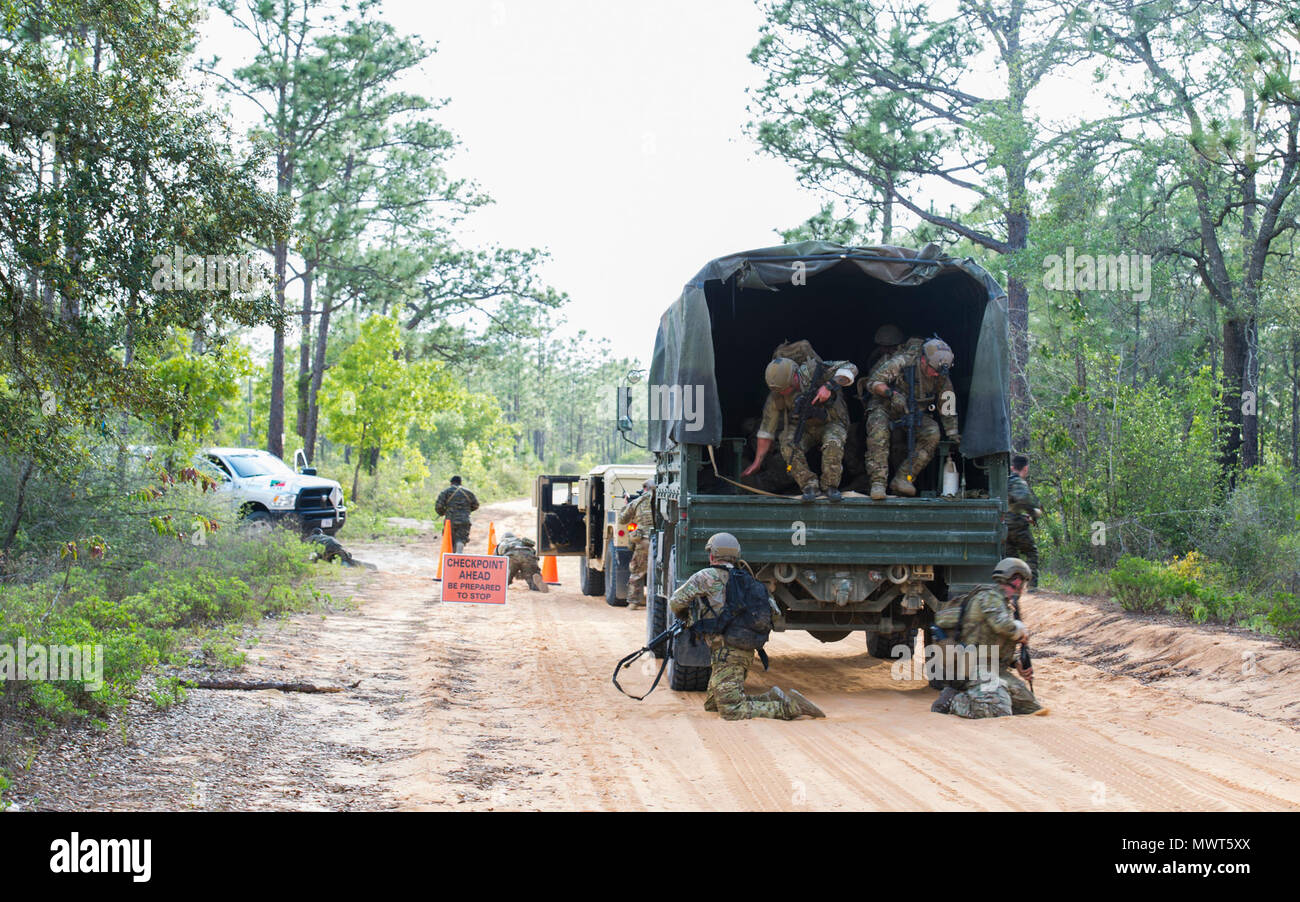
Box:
[742,340,858,502]
[863,337,962,500]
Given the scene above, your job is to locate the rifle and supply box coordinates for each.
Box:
[889,363,924,467]
[789,361,829,447]
[1011,596,1034,691]
[612,619,686,700]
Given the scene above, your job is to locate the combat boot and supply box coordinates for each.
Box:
[800,483,818,502]
[889,468,917,497]
[785,688,825,718]
[870,482,886,500]
[824,487,842,502]
[528,571,549,593]
[931,686,958,713]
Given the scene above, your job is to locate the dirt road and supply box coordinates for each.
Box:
[11,498,1300,811]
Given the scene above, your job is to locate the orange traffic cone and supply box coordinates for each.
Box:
[433,519,453,581]
[487,522,497,555]
[541,554,560,585]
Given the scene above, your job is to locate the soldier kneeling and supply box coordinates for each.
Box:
[495,531,548,593]
[668,533,824,721]
[930,557,1047,719]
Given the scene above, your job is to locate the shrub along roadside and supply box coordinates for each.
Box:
[0,504,335,808]
[1108,553,1293,636]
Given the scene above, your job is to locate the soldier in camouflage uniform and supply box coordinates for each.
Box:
[307,528,356,566]
[616,479,654,609]
[742,348,859,502]
[495,531,548,592]
[1006,455,1042,589]
[434,475,479,553]
[863,337,961,500]
[863,323,905,376]
[933,557,1045,719]
[668,533,825,721]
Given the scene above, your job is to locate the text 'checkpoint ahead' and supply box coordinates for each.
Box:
[440,554,509,604]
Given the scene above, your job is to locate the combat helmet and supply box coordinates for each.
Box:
[874,323,904,346]
[765,357,798,391]
[922,337,954,371]
[705,532,741,562]
[991,557,1032,584]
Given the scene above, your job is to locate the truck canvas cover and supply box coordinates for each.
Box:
[647,242,1012,460]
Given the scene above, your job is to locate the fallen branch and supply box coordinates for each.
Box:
[191,679,358,693]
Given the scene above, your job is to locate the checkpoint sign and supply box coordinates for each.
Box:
[440,554,509,604]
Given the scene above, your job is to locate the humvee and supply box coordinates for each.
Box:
[628,242,1014,690]
[535,463,655,606]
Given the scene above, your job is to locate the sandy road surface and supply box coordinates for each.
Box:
[9,498,1300,811]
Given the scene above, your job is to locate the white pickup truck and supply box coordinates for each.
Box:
[195,447,346,536]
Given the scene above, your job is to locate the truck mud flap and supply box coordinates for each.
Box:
[614,546,632,600]
[671,624,712,668]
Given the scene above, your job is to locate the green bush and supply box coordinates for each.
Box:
[1266,592,1300,640]
[1110,556,1200,613]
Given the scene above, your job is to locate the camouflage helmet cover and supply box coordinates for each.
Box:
[705,532,741,561]
[765,357,798,390]
[873,323,904,346]
[992,557,1032,583]
[922,338,955,370]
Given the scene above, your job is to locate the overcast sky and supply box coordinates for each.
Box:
[389,0,822,364]
[200,0,1118,366]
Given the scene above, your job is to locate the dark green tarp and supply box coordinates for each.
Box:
[647,241,1012,460]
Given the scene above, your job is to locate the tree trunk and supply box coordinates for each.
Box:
[268,236,288,459]
[1,458,35,565]
[304,295,332,462]
[1221,317,1248,482]
[295,264,314,440]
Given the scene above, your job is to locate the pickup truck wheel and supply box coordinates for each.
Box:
[604,538,626,607]
[579,556,604,596]
[647,594,668,659]
[667,656,711,692]
[866,630,911,660]
[240,509,272,535]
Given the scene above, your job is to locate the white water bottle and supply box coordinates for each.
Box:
[942,457,959,497]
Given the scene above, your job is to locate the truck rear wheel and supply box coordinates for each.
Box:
[866,630,911,660]
[648,595,668,659]
[604,538,626,607]
[667,656,711,692]
[579,556,604,596]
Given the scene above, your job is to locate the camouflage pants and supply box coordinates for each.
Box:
[627,537,648,602]
[865,404,939,485]
[446,519,471,552]
[1005,518,1039,587]
[506,553,542,587]
[948,668,1041,719]
[778,416,847,492]
[704,644,796,720]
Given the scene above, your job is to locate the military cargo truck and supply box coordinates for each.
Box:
[534,463,655,606]
[629,242,1014,690]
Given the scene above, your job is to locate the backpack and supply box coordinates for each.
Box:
[932,586,990,643]
[694,567,774,651]
[771,339,821,366]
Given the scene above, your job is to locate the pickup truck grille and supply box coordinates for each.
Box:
[296,487,336,513]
